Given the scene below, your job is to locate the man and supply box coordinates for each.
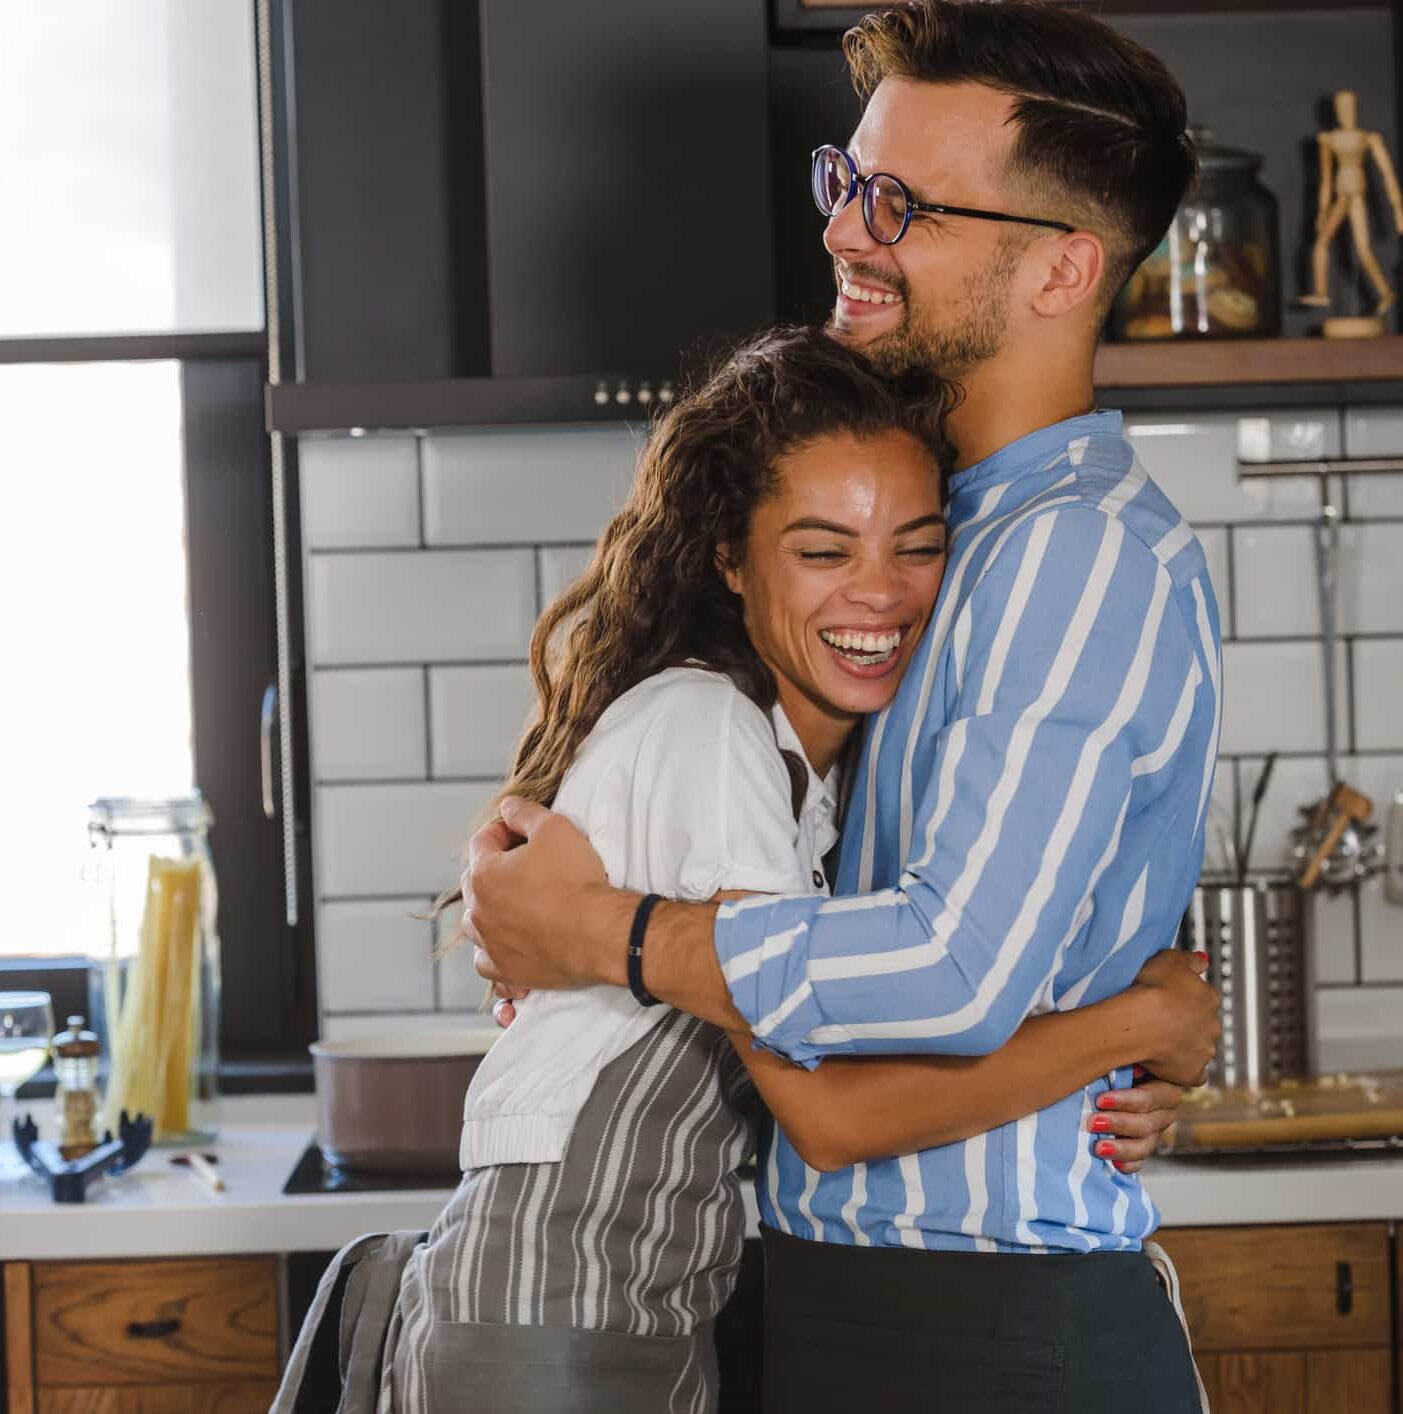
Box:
[469,3,1219,1406]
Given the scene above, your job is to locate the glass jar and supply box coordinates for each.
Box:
[86,796,220,1145]
[1113,129,1281,341]
[52,1014,100,1159]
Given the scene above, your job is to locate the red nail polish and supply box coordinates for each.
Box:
[1132,1064,1148,1080]
[1193,951,1210,963]
[1114,1161,1129,1172]
[1090,1116,1113,1133]
[1096,1094,1116,1110]
[1095,1141,1116,1158]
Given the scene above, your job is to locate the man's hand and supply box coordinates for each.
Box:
[1132,948,1220,1088]
[468,796,630,992]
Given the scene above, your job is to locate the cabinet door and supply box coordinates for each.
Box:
[1155,1224,1392,1352]
[35,1382,279,1414]
[1305,1350,1393,1413]
[30,1258,277,1388]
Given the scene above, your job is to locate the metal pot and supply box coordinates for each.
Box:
[309,1025,498,1176]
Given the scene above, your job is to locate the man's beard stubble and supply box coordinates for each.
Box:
[842,233,1023,378]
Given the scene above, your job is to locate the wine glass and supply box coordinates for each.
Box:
[0,991,55,1181]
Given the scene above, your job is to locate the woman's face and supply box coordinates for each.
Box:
[722,426,946,761]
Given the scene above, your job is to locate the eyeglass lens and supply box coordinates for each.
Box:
[812,147,908,245]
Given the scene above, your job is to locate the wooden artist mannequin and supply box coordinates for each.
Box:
[1300,90,1403,337]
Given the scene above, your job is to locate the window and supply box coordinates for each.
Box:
[0,5,316,1082]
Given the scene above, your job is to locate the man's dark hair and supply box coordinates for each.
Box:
[844,0,1197,307]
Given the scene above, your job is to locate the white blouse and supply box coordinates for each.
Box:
[459,665,838,1170]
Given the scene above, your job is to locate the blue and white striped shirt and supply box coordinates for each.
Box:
[716,410,1222,1253]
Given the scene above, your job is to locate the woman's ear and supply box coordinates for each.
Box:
[715,543,744,597]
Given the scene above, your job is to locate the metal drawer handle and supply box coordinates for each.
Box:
[126,1317,182,1340]
[1336,1261,1353,1316]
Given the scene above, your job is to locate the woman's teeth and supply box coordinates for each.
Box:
[840,278,902,305]
[820,628,903,665]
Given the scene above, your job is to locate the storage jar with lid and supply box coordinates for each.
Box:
[1113,128,1281,341]
[85,795,221,1144]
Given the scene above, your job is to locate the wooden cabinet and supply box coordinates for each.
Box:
[4,1258,279,1414]
[1156,1224,1397,1413]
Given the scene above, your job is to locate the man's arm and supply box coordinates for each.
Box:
[711,509,1212,1066]
[471,508,1215,1068]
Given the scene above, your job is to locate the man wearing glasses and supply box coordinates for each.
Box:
[470,2,1219,1408]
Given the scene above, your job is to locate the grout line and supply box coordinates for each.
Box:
[307,541,592,556]
[318,775,504,788]
[1351,882,1364,987]
[1224,525,1239,643]
[1316,980,1403,991]
[313,658,530,672]
[532,545,544,619]
[423,665,434,779]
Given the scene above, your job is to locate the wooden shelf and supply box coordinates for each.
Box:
[1093,336,1403,390]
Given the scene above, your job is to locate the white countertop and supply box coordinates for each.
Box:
[3,1097,1401,1262]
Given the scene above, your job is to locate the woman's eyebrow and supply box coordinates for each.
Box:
[781,513,946,536]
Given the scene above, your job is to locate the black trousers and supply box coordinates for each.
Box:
[761,1226,1201,1414]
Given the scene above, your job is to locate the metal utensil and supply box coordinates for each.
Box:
[1238,752,1277,885]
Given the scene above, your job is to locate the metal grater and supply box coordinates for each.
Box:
[1178,880,1316,1090]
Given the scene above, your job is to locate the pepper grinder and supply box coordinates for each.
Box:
[52,1015,100,1159]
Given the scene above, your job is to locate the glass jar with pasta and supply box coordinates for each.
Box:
[86,796,220,1145]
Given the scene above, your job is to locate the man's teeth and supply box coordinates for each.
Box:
[840,278,902,305]
[820,628,903,663]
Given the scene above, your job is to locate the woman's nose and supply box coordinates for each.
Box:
[843,562,904,611]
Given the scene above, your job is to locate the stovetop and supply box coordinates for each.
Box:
[282,1142,459,1195]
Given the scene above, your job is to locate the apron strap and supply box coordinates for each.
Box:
[1143,1240,1211,1413]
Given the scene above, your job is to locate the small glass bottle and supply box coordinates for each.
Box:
[52,1015,100,1159]
[86,796,221,1145]
[1113,128,1281,341]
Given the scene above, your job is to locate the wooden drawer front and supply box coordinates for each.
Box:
[1155,1224,1391,1352]
[36,1383,278,1414]
[32,1259,277,1387]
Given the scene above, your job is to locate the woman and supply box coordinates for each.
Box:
[280,328,1213,1414]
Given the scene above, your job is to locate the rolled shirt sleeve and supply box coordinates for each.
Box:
[714,506,1203,1066]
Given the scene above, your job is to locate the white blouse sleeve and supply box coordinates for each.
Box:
[617,676,808,902]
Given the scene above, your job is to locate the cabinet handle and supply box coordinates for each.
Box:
[126,1318,182,1340]
[1335,1261,1353,1316]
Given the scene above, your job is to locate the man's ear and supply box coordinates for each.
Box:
[1031,230,1106,320]
[715,543,744,596]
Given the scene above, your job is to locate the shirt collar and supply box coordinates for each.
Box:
[948,409,1124,502]
[770,702,841,852]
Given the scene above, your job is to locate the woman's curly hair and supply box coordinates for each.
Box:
[431,325,956,927]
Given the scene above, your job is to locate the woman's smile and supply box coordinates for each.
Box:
[721,425,947,776]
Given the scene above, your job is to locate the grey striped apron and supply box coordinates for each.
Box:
[385,1007,758,1413]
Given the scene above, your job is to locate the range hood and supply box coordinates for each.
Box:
[263,0,776,431]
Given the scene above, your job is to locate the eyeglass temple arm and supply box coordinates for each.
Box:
[912,199,1073,233]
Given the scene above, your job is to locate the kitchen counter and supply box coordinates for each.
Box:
[3,1097,1401,1261]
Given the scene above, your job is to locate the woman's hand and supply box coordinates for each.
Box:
[1132,949,1220,1088]
[1086,1074,1186,1175]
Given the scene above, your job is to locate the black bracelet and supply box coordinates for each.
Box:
[627,893,664,1007]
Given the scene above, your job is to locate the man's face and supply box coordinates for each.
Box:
[824,78,1041,376]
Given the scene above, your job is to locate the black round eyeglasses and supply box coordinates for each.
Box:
[811,145,1074,245]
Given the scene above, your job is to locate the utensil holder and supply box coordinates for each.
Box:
[1178,879,1315,1090]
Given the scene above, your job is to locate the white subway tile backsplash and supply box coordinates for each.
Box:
[310,669,426,780]
[1355,640,1403,752]
[300,435,421,549]
[538,544,595,607]
[429,665,535,778]
[1197,526,1231,639]
[1309,891,1358,987]
[1339,523,1403,635]
[316,781,499,896]
[1344,407,1403,459]
[1219,642,1348,757]
[1128,411,1334,525]
[1314,985,1403,1072]
[434,911,485,1010]
[308,550,535,665]
[317,899,435,1012]
[1348,474,1403,519]
[422,426,638,546]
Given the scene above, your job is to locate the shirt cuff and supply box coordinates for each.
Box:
[715,893,854,1068]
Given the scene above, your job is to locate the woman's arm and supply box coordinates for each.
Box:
[728,949,1216,1173]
